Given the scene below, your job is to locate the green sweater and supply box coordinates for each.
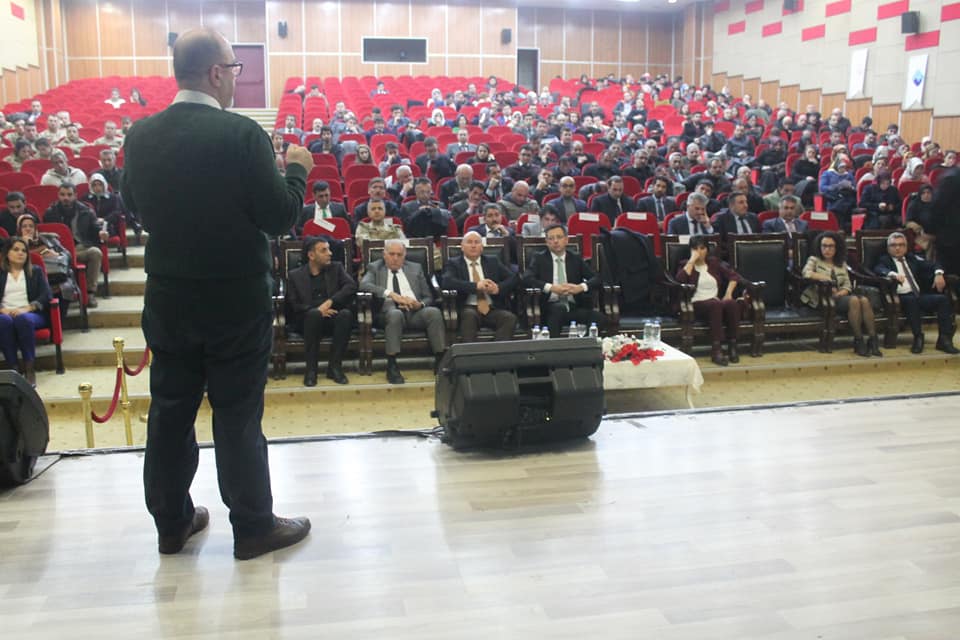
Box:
[122,102,306,319]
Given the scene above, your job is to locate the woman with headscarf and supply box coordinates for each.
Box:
[899,157,928,187]
[81,173,124,236]
[819,153,857,230]
[858,171,901,229]
[906,183,938,260]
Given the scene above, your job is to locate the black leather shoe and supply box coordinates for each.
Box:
[727,341,739,363]
[711,349,729,367]
[325,365,349,385]
[303,369,317,387]
[867,336,883,357]
[386,361,405,385]
[159,506,209,554]
[911,334,925,354]
[234,516,311,561]
[936,337,960,354]
[854,337,869,357]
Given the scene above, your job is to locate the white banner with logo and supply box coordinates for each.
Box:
[903,54,929,110]
[847,49,868,99]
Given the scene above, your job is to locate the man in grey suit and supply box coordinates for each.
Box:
[359,239,445,384]
[761,195,807,237]
[446,130,477,158]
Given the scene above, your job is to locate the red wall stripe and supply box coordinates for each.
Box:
[10,1,24,19]
[745,0,764,14]
[942,2,960,21]
[905,30,940,51]
[878,0,910,19]
[783,0,804,15]
[802,24,826,41]
[762,21,783,37]
[826,0,851,17]
[728,20,746,35]
[715,0,731,12]
[848,27,878,46]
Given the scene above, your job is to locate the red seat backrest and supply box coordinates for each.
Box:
[614,212,662,256]
[303,217,352,241]
[567,212,611,259]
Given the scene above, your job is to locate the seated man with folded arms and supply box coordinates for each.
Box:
[285,236,356,386]
[441,231,518,342]
[42,182,108,307]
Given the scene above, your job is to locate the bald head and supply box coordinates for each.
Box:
[172,28,236,108]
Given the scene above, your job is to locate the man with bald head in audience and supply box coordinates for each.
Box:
[121,27,313,561]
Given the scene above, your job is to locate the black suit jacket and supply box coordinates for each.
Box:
[522,249,601,311]
[284,262,357,332]
[415,153,456,180]
[714,211,761,237]
[873,253,943,294]
[637,196,679,220]
[296,202,349,234]
[441,254,517,311]
[590,193,636,225]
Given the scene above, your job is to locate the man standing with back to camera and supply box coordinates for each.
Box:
[121,28,314,560]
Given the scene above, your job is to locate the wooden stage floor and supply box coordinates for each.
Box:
[2,396,960,639]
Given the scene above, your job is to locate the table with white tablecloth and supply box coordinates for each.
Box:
[602,342,704,408]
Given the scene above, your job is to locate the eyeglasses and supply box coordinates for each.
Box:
[820,243,836,248]
[217,62,243,77]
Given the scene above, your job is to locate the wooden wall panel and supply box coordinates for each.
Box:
[900,110,933,147]
[593,11,620,65]
[98,1,134,57]
[133,1,168,57]
[482,58,514,82]
[647,15,674,66]
[377,63,411,77]
[779,85,799,112]
[376,2,409,38]
[726,76,743,99]
[29,66,42,96]
[844,98,871,126]
[565,62,590,80]
[712,73,727,89]
[68,59,100,80]
[760,81,778,104]
[447,6,481,55]
[3,72,19,104]
[419,58,445,77]
[412,3,444,56]
[480,7,514,57]
[798,89,821,113]
[821,93,845,116]
[202,2,236,42]
[63,0,99,57]
[266,0,303,53]
[932,117,960,151]
[537,9,564,61]
[101,59,135,77]
[304,55,338,79]
[742,78,759,100]
[593,63,619,79]
[136,59,170,77]
[447,57,481,77]
[564,10,592,62]
[17,70,29,102]
[339,0,373,54]
[237,2,266,43]
[541,62,563,83]
[620,13,647,64]
[517,7,536,48]
[268,54,303,107]
[872,104,901,134]
[167,1,203,39]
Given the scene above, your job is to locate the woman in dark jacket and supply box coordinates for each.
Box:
[858,171,901,229]
[675,235,743,366]
[0,237,52,385]
[906,183,938,260]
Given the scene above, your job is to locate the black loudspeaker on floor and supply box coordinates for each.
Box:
[0,371,50,486]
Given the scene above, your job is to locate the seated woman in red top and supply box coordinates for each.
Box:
[675,235,743,367]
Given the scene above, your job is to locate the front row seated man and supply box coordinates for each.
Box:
[285,237,356,386]
[522,224,606,338]
[441,231,517,342]
[359,239,446,384]
[873,231,959,354]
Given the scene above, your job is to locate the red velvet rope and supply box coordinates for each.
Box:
[91,368,123,424]
[123,346,151,377]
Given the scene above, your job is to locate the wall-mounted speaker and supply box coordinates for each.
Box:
[783,0,798,11]
[501,28,512,45]
[278,21,288,38]
[167,32,178,47]
[901,11,919,34]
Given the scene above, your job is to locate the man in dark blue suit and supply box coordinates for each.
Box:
[589,176,636,225]
[522,224,605,337]
[873,231,958,354]
[713,192,761,240]
[636,176,678,223]
[441,231,517,341]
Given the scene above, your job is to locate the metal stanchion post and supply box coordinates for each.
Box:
[113,337,133,446]
[78,382,95,449]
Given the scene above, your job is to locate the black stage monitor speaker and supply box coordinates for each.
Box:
[0,371,49,486]
[501,28,512,45]
[434,338,604,449]
[167,32,178,47]
[902,11,919,34]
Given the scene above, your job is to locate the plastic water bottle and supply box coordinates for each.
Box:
[643,320,654,345]
[588,322,599,341]
[569,320,578,337]
[651,319,662,345]
[532,325,541,340]
[540,326,551,340]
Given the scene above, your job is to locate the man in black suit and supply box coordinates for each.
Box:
[400,178,445,232]
[622,149,655,186]
[285,237,356,385]
[872,231,958,354]
[296,180,349,234]
[714,192,761,239]
[415,136,456,180]
[589,176,636,225]
[637,176,678,223]
[522,224,606,337]
[438,164,475,208]
[546,176,587,221]
[442,231,518,341]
